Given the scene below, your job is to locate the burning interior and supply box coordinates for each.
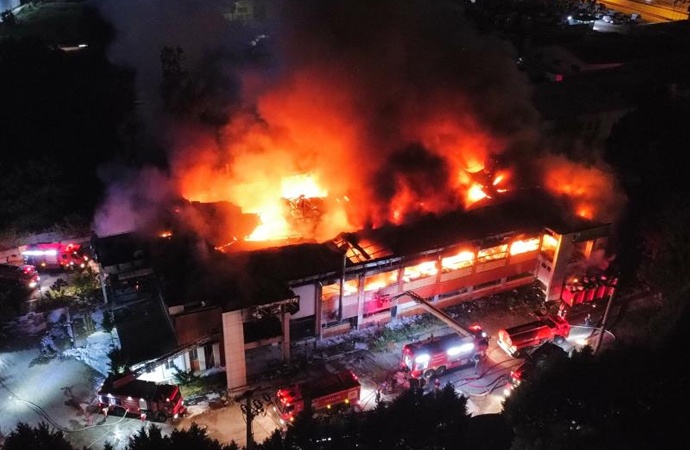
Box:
[93,0,625,255]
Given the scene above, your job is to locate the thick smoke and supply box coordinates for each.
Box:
[95,0,251,136]
[93,165,176,236]
[93,0,624,244]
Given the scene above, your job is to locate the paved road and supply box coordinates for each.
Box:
[601,0,688,22]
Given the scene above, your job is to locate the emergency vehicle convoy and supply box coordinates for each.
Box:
[497,312,571,358]
[97,373,186,422]
[21,242,89,272]
[274,370,361,425]
[402,325,489,379]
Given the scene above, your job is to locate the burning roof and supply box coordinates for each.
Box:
[93,0,625,278]
[197,187,608,311]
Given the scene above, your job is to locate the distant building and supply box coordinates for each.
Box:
[222,0,275,23]
[527,21,690,145]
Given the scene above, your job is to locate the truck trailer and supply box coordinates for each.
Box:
[273,369,361,425]
[96,373,186,422]
[497,313,571,358]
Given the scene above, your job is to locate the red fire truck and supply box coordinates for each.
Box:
[401,325,489,379]
[22,242,89,272]
[273,370,361,425]
[0,263,40,289]
[392,290,489,379]
[96,373,186,422]
[497,312,571,358]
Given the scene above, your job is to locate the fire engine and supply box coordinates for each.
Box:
[402,327,489,379]
[273,369,361,425]
[96,373,186,422]
[497,312,571,358]
[22,242,89,272]
[0,263,40,289]
[392,290,489,379]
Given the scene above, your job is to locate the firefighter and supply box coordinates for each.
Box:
[557,302,568,319]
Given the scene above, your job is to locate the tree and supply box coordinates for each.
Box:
[107,348,130,375]
[0,10,16,27]
[503,343,690,450]
[0,280,28,321]
[1,422,76,450]
[604,95,690,285]
[160,45,194,116]
[605,95,690,341]
[264,384,475,450]
[358,385,471,449]
[71,266,102,301]
[124,423,238,450]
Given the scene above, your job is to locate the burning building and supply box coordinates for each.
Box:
[90,0,625,389]
[92,186,612,390]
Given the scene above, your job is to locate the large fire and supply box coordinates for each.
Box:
[148,1,624,250]
[173,102,516,246]
[541,155,624,222]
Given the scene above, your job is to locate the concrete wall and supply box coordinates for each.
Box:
[291,284,315,318]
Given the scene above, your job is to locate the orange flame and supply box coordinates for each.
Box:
[541,155,624,222]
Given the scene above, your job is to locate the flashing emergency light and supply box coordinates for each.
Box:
[446,342,475,356]
[414,354,430,364]
[22,249,58,256]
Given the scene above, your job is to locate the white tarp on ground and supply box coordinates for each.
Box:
[63,330,119,376]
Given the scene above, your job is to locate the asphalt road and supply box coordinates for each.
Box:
[600,0,688,22]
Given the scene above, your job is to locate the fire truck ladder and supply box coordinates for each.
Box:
[392,290,472,338]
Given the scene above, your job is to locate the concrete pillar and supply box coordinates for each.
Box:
[183,351,191,371]
[212,342,221,368]
[197,346,207,372]
[223,311,247,390]
[356,275,364,329]
[547,233,573,302]
[282,311,291,362]
[316,283,324,340]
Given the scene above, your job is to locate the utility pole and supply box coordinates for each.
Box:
[236,389,265,450]
[98,272,109,305]
[338,249,346,321]
[594,289,615,354]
